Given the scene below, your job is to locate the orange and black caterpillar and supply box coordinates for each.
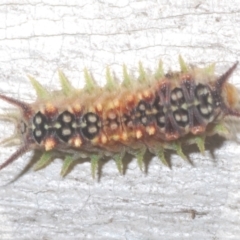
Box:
[0,56,239,178]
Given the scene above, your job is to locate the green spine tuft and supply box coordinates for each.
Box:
[122,64,132,88]
[58,70,75,96]
[61,155,74,177]
[179,55,188,73]
[90,154,101,179]
[149,145,169,167]
[157,147,169,167]
[211,123,229,137]
[172,142,187,161]
[84,68,96,93]
[33,151,53,171]
[28,75,50,99]
[154,60,164,80]
[128,146,146,171]
[105,67,117,91]
[204,63,216,76]
[194,136,206,155]
[113,150,125,174]
[138,61,146,83]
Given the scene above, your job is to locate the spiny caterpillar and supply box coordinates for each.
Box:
[0,56,239,178]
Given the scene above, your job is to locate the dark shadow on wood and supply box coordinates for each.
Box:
[1,134,229,184]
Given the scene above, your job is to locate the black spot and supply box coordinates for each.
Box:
[156,112,165,128]
[56,111,75,142]
[173,109,189,127]
[32,111,48,144]
[170,88,185,106]
[195,84,211,103]
[80,112,101,140]
[123,114,133,128]
[106,112,120,130]
[153,96,165,128]
[136,100,149,112]
[197,104,213,119]
[135,100,152,126]
[194,84,213,119]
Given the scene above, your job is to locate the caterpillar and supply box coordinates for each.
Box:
[0,56,239,178]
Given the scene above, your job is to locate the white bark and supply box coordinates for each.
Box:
[0,1,240,239]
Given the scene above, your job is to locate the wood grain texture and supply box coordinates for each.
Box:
[0,1,240,239]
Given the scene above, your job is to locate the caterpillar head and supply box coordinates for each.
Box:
[0,94,33,171]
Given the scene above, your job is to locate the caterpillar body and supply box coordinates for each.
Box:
[0,57,239,178]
